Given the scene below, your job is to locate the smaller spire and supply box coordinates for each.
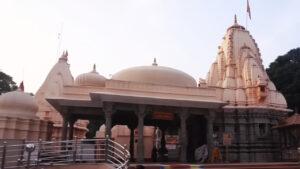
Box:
[152,58,158,66]
[18,81,24,92]
[59,50,68,61]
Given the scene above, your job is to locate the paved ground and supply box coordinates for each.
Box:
[129,162,300,169]
[36,162,300,169]
[40,164,114,169]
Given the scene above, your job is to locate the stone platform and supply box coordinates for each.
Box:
[129,162,300,169]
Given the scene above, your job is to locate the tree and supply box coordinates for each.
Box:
[0,71,18,95]
[266,48,300,114]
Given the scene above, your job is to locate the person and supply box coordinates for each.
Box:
[211,147,222,163]
[194,144,208,163]
[151,146,157,162]
[155,127,161,149]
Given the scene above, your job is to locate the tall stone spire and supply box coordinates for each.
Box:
[206,18,287,109]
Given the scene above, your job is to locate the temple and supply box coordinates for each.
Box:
[33,16,290,163]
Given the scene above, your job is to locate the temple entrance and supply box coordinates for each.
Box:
[144,110,180,162]
[186,114,207,162]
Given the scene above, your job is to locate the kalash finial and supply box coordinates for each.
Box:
[228,14,245,30]
[234,14,237,24]
[92,64,97,73]
[152,58,158,66]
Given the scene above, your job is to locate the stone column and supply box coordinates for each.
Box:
[179,109,189,162]
[104,103,113,138]
[129,127,135,161]
[61,116,69,141]
[136,105,146,163]
[206,110,215,159]
[68,118,76,140]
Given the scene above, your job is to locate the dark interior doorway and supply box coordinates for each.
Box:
[186,114,207,162]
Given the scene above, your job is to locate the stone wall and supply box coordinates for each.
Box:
[214,109,285,162]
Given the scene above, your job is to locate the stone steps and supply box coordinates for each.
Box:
[129,162,300,169]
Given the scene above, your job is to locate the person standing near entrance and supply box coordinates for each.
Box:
[211,147,222,163]
[194,144,208,163]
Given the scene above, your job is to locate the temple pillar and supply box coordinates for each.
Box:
[61,116,69,141]
[136,105,146,163]
[127,125,135,162]
[104,103,113,138]
[68,118,77,140]
[179,109,189,162]
[206,110,215,158]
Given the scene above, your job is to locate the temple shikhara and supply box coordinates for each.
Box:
[0,17,292,163]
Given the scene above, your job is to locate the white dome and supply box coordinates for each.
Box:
[75,65,106,87]
[111,60,197,87]
[0,90,38,119]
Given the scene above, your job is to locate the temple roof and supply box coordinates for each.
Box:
[111,59,197,87]
[75,64,106,87]
[0,88,38,119]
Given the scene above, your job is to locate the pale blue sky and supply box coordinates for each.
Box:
[0,0,299,93]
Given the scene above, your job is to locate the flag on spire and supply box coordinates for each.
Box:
[247,0,251,20]
[19,81,24,92]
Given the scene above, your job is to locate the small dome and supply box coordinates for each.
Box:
[0,90,38,119]
[75,64,106,87]
[267,91,287,108]
[111,59,197,87]
[268,81,277,91]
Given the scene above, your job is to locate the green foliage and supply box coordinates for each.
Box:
[266,48,300,113]
[0,71,18,95]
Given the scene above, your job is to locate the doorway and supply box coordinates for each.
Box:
[186,114,207,162]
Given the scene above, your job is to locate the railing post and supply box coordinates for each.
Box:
[1,142,7,169]
[73,136,78,163]
[51,137,56,165]
[37,139,42,167]
[17,140,25,167]
[25,144,35,169]
[105,135,109,162]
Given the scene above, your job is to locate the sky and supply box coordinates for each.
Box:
[0,0,299,93]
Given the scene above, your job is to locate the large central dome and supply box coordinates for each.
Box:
[111,59,197,87]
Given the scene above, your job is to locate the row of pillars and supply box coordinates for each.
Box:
[61,105,215,163]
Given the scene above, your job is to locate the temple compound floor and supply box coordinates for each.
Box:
[39,162,300,169]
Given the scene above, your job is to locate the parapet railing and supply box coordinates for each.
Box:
[0,137,130,169]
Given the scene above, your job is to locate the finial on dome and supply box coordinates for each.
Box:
[152,58,158,66]
[90,64,99,73]
[234,14,237,24]
[93,64,96,72]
